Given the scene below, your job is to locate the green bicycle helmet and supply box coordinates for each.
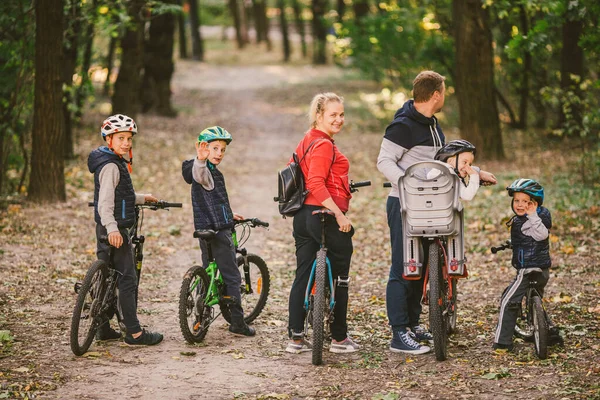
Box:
[197,126,233,144]
[507,178,544,206]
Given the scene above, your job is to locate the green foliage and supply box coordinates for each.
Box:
[199,0,232,26]
[334,2,453,89]
[0,0,35,197]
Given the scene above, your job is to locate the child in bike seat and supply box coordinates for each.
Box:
[493,179,561,351]
[430,139,479,202]
[88,114,163,346]
[181,126,255,337]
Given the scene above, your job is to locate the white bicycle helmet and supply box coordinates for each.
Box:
[100,114,138,139]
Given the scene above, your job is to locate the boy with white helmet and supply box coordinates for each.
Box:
[182,126,256,336]
[88,114,163,346]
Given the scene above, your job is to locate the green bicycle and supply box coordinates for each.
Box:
[179,218,270,343]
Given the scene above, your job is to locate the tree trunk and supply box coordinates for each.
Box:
[29,0,66,203]
[103,36,118,96]
[189,0,204,60]
[353,0,369,21]
[112,0,145,118]
[229,0,245,48]
[311,0,327,64]
[178,0,189,59]
[253,0,264,43]
[75,1,96,120]
[337,0,345,22]
[259,0,271,50]
[452,0,504,160]
[516,4,530,129]
[62,0,82,160]
[141,2,177,117]
[279,0,291,62]
[239,0,250,45]
[291,0,306,58]
[558,17,584,128]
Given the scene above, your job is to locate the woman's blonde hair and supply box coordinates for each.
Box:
[308,92,344,128]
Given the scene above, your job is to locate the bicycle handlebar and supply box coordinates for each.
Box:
[491,240,512,254]
[349,180,371,193]
[88,200,182,209]
[383,182,392,188]
[235,218,269,228]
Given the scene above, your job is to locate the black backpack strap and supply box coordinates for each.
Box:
[298,139,335,165]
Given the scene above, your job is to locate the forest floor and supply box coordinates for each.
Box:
[1,45,599,400]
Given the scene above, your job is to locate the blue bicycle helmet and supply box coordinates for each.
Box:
[197,126,232,144]
[506,178,544,206]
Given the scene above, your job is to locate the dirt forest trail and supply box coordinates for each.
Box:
[1,59,599,400]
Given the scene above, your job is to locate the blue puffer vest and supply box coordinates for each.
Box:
[510,206,552,270]
[88,147,136,229]
[182,159,234,231]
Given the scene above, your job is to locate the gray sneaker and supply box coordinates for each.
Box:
[330,336,360,353]
[285,338,312,353]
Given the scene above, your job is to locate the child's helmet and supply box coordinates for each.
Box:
[197,126,233,144]
[506,178,544,206]
[434,139,476,162]
[101,114,138,140]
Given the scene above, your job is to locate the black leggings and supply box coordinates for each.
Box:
[287,205,354,341]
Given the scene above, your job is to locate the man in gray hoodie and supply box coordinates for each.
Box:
[377,71,496,354]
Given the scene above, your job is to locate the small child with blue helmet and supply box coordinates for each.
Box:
[181,126,256,337]
[493,178,561,351]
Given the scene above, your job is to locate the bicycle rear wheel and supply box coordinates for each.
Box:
[179,266,211,343]
[312,249,327,366]
[70,260,109,356]
[428,242,448,361]
[532,296,548,359]
[221,254,270,324]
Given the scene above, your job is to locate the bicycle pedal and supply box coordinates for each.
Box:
[74,282,82,294]
[219,296,238,305]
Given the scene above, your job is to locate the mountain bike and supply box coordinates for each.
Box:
[70,200,182,356]
[385,161,467,361]
[304,180,371,365]
[179,218,270,343]
[491,240,549,359]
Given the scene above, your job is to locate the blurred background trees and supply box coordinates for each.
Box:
[0,0,598,202]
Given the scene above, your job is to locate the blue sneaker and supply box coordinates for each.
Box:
[390,328,431,355]
[411,325,434,345]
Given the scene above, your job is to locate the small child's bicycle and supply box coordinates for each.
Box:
[179,218,270,343]
[304,180,371,365]
[70,200,182,356]
[491,240,549,359]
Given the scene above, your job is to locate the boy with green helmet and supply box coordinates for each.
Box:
[181,126,255,336]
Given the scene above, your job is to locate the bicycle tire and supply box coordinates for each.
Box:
[447,278,458,334]
[220,254,270,324]
[70,260,109,356]
[312,250,327,366]
[428,242,448,361]
[179,266,211,343]
[532,296,548,359]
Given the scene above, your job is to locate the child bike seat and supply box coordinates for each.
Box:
[194,230,217,240]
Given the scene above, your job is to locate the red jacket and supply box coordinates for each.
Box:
[292,129,352,212]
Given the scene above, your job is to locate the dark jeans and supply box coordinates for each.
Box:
[96,224,141,334]
[386,196,427,330]
[199,229,244,323]
[288,205,354,341]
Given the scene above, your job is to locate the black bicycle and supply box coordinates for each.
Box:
[305,180,371,365]
[179,217,270,343]
[70,200,182,356]
[491,240,549,359]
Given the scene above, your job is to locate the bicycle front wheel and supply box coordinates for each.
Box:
[532,296,548,359]
[428,242,448,361]
[312,249,327,366]
[179,266,211,343]
[70,260,108,356]
[447,278,458,334]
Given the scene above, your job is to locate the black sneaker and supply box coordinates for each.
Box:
[548,326,564,346]
[390,328,431,354]
[124,329,164,346]
[229,324,256,337]
[492,342,514,352]
[95,325,122,341]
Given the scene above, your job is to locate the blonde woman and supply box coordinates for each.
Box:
[286,93,359,354]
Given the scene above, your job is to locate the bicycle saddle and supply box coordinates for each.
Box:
[194,230,217,240]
